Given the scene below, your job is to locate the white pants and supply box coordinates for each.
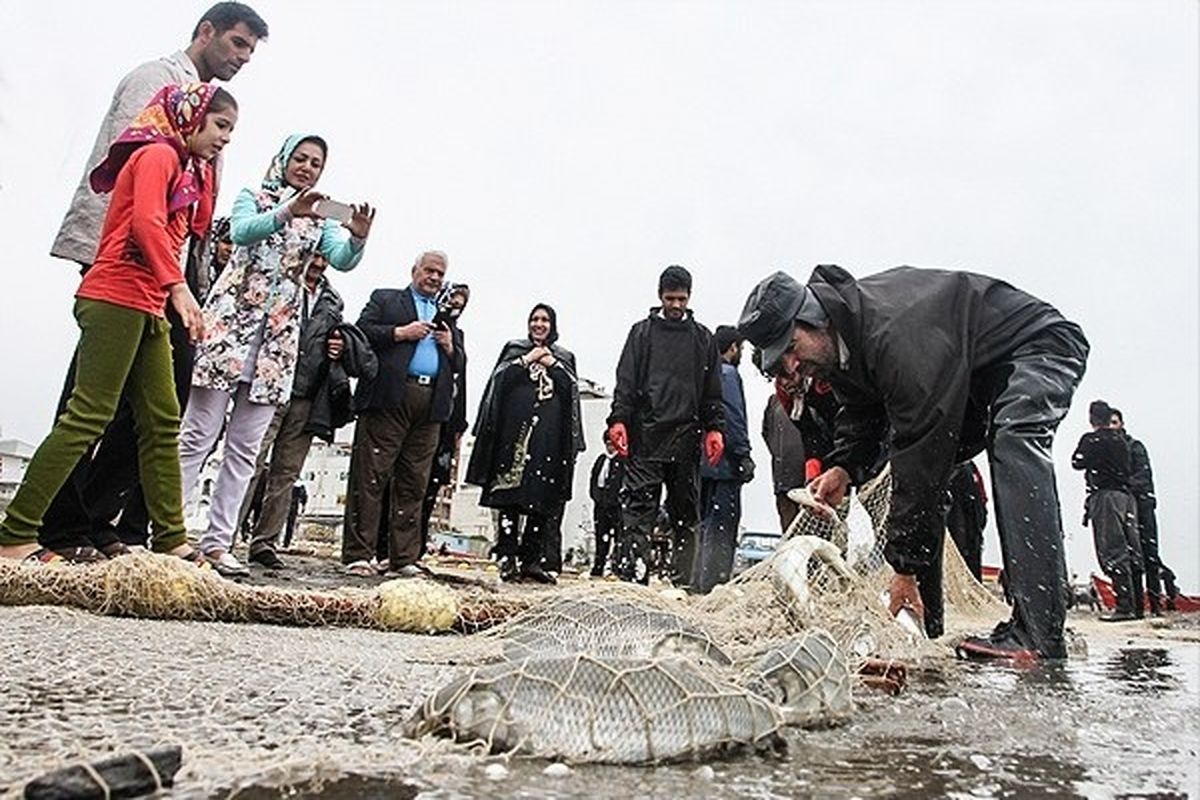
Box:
[179,383,278,554]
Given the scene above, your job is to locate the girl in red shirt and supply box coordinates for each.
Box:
[0,83,238,562]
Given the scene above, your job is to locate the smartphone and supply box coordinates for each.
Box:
[432,305,461,328]
[314,198,354,224]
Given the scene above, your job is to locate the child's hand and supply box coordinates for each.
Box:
[170,284,205,344]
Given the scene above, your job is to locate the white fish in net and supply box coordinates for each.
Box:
[498,596,731,666]
[770,534,857,609]
[405,654,784,763]
[734,630,855,727]
[410,593,856,763]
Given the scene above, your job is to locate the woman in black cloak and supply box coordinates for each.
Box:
[466,304,585,583]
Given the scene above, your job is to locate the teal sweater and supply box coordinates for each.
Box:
[229,188,364,271]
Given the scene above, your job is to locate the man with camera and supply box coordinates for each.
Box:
[342,251,462,577]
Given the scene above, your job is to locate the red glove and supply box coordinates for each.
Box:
[805,458,823,482]
[608,422,629,457]
[704,430,725,467]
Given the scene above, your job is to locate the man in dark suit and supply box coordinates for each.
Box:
[341,251,462,576]
[588,430,625,577]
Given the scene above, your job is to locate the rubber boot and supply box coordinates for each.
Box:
[1148,591,1163,616]
[1100,568,1138,622]
[1131,569,1146,619]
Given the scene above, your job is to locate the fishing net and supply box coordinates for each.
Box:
[0,468,1008,792]
[405,653,784,764]
[0,552,459,633]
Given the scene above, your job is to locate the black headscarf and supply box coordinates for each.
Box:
[528,303,559,345]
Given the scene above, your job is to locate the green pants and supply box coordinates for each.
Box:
[0,299,187,551]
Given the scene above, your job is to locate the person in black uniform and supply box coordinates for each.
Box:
[1073,400,1143,621]
[1110,407,1164,615]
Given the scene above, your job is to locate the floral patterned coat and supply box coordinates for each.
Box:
[191,185,363,405]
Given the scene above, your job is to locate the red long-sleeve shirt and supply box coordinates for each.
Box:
[77,143,190,317]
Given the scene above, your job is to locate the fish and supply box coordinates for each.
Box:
[499,596,731,666]
[770,535,856,609]
[405,654,783,764]
[735,630,854,727]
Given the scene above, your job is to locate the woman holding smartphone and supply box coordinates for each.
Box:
[179,133,374,576]
[0,84,237,562]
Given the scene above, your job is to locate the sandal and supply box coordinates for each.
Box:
[346,560,377,577]
[23,548,64,565]
[165,547,210,569]
[99,542,132,559]
[51,546,107,564]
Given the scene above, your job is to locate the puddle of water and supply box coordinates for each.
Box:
[388,643,1200,800]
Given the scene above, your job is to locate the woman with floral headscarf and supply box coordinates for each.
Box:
[0,84,238,563]
[466,304,585,584]
[178,133,375,576]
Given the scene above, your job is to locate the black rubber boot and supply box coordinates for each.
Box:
[1101,568,1138,622]
[1131,569,1146,619]
[1148,591,1162,616]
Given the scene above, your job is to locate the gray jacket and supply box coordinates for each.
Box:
[51,50,200,265]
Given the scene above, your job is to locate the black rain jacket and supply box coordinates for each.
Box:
[607,308,724,462]
[811,264,1080,575]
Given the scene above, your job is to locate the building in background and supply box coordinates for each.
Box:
[561,377,610,566]
[301,438,353,523]
[0,436,35,514]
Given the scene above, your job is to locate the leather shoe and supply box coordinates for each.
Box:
[249,549,286,569]
[521,564,558,585]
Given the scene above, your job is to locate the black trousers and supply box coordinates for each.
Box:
[592,502,621,576]
[617,456,699,585]
[946,467,986,582]
[692,478,741,594]
[1088,489,1143,613]
[961,323,1088,657]
[39,304,194,551]
[1135,495,1163,600]
[494,505,563,568]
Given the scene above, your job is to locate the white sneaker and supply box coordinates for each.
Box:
[205,551,250,577]
[395,564,421,578]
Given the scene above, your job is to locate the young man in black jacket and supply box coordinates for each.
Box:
[1074,401,1143,621]
[738,266,1088,661]
[608,266,725,586]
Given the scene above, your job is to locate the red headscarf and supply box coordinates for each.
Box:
[89,83,219,234]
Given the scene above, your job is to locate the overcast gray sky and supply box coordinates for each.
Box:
[1,0,1195,589]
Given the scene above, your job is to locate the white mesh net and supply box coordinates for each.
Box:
[0,469,1010,790]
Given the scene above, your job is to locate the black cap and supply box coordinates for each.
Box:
[737,271,826,375]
